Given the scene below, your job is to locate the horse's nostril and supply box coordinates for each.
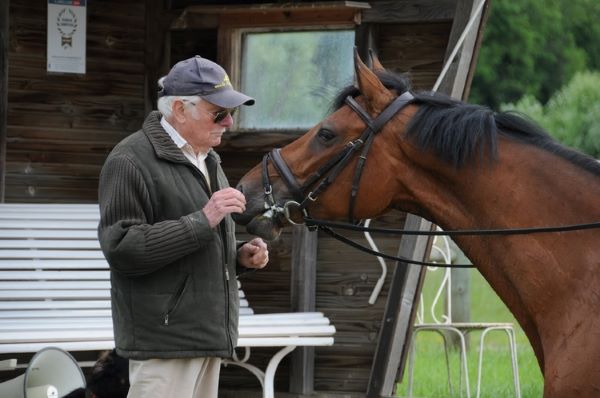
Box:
[237,185,244,194]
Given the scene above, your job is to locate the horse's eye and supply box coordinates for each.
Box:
[317,128,336,142]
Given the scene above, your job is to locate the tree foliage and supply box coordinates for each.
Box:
[470,0,600,108]
[501,71,600,157]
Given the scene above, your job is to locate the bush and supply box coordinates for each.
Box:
[501,71,600,158]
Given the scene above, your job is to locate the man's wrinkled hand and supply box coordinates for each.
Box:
[203,188,246,228]
[238,238,269,269]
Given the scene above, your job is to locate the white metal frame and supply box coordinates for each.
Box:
[407,232,521,398]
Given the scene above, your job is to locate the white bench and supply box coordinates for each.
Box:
[0,203,335,398]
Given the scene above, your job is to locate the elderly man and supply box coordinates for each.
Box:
[98,56,269,398]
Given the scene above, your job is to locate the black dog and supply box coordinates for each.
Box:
[64,349,129,398]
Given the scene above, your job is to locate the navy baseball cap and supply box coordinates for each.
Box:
[158,56,255,108]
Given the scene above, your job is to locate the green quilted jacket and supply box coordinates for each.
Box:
[98,111,239,360]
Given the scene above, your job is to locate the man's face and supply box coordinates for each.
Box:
[179,99,234,154]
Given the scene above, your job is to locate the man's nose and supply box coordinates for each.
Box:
[219,113,234,128]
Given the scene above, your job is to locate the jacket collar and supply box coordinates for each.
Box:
[143,111,221,165]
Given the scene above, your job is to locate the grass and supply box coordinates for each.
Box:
[395,269,544,397]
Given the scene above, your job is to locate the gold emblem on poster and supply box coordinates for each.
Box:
[56,8,78,49]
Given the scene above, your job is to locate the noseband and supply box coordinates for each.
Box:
[261,91,415,226]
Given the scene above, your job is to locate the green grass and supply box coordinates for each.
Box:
[395,269,544,397]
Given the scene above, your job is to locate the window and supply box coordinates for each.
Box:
[238,29,355,130]
[171,2,368,132]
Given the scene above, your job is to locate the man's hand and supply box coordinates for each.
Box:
[203,188,246,228]
[237,238,269,269]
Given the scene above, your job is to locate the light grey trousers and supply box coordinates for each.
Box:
[127,357,222,398]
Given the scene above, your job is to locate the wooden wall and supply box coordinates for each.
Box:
[2,0,461,395]
[5,0,146,202]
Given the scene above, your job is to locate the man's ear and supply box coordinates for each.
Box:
[172,99,187,124]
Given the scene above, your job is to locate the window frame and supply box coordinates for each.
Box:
[204,3,368,132]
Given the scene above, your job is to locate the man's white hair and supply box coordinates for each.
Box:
[157,76,202,119]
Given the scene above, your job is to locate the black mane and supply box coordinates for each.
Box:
[332,71,600,175]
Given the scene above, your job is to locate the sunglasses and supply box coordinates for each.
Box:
[183,100,236,123]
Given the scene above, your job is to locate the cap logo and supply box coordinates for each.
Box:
[214,74,232,89]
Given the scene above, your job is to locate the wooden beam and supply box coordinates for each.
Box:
[462,0,493,101]
[437,0,489,99]
[173,2,370,30]
[289,225,319,394]
[366,215,432,398]
[355,22,380,67]
[0,0,8,202]
[362,0,456,24]
[144,0,174,114]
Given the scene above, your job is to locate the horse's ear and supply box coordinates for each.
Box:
[354,48,394,113]
[368,49,386,73]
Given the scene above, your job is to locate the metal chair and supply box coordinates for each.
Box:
[406,232,521,398]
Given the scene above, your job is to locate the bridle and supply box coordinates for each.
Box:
[262,91,416,226]
[258,91,600,268]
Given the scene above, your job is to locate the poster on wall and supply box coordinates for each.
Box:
[47,0,87,74]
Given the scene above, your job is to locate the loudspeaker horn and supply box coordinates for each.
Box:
[0,346,86,398]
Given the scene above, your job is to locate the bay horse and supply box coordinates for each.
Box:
[232,53,600,397]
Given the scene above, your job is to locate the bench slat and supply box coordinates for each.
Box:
[0,290,111,299]
[0,309,113,318]
[0,271,110,280]
[0,230,99,239]
[0,250,106,259]
[0,301,111,310]
[0,213,100,221]
[0,204,99,211]
[0,240,101,249]
[0,281,110,290]
[0,313,329,326]
[0,325,336,344]
[0,220,99,229]
[0,259,109,269]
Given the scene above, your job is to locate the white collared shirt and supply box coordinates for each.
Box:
[160,117,211,189]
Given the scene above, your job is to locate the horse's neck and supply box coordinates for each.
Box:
[409,141,600,366]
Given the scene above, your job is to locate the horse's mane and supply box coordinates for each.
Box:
[332,71,600,175]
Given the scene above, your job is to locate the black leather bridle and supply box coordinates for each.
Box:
[261,91,415,227]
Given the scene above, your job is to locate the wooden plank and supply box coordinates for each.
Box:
[144,0,173,114]
[362,0,456,23]
[289,225,318,395]
[462,0,493,100]
[366,215,432,398]
[173,2,370,30]
[0,0,8,202]
[437,0,489,99]
[377,22,452,90]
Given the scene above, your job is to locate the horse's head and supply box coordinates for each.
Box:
[233,51,419,240]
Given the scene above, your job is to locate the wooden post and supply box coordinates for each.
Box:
[145,0,171,115]
[289,224,318,394]
[0,0,8,202]
[366,215,433,398]
[438,0,490,99]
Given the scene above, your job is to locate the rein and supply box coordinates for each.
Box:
[260,91,600,269]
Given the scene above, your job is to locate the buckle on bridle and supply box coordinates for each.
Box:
[283,201,308,225]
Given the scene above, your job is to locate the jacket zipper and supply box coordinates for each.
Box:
[217,222,233,353]
[190,161,233,353]
[164,274,191,326]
